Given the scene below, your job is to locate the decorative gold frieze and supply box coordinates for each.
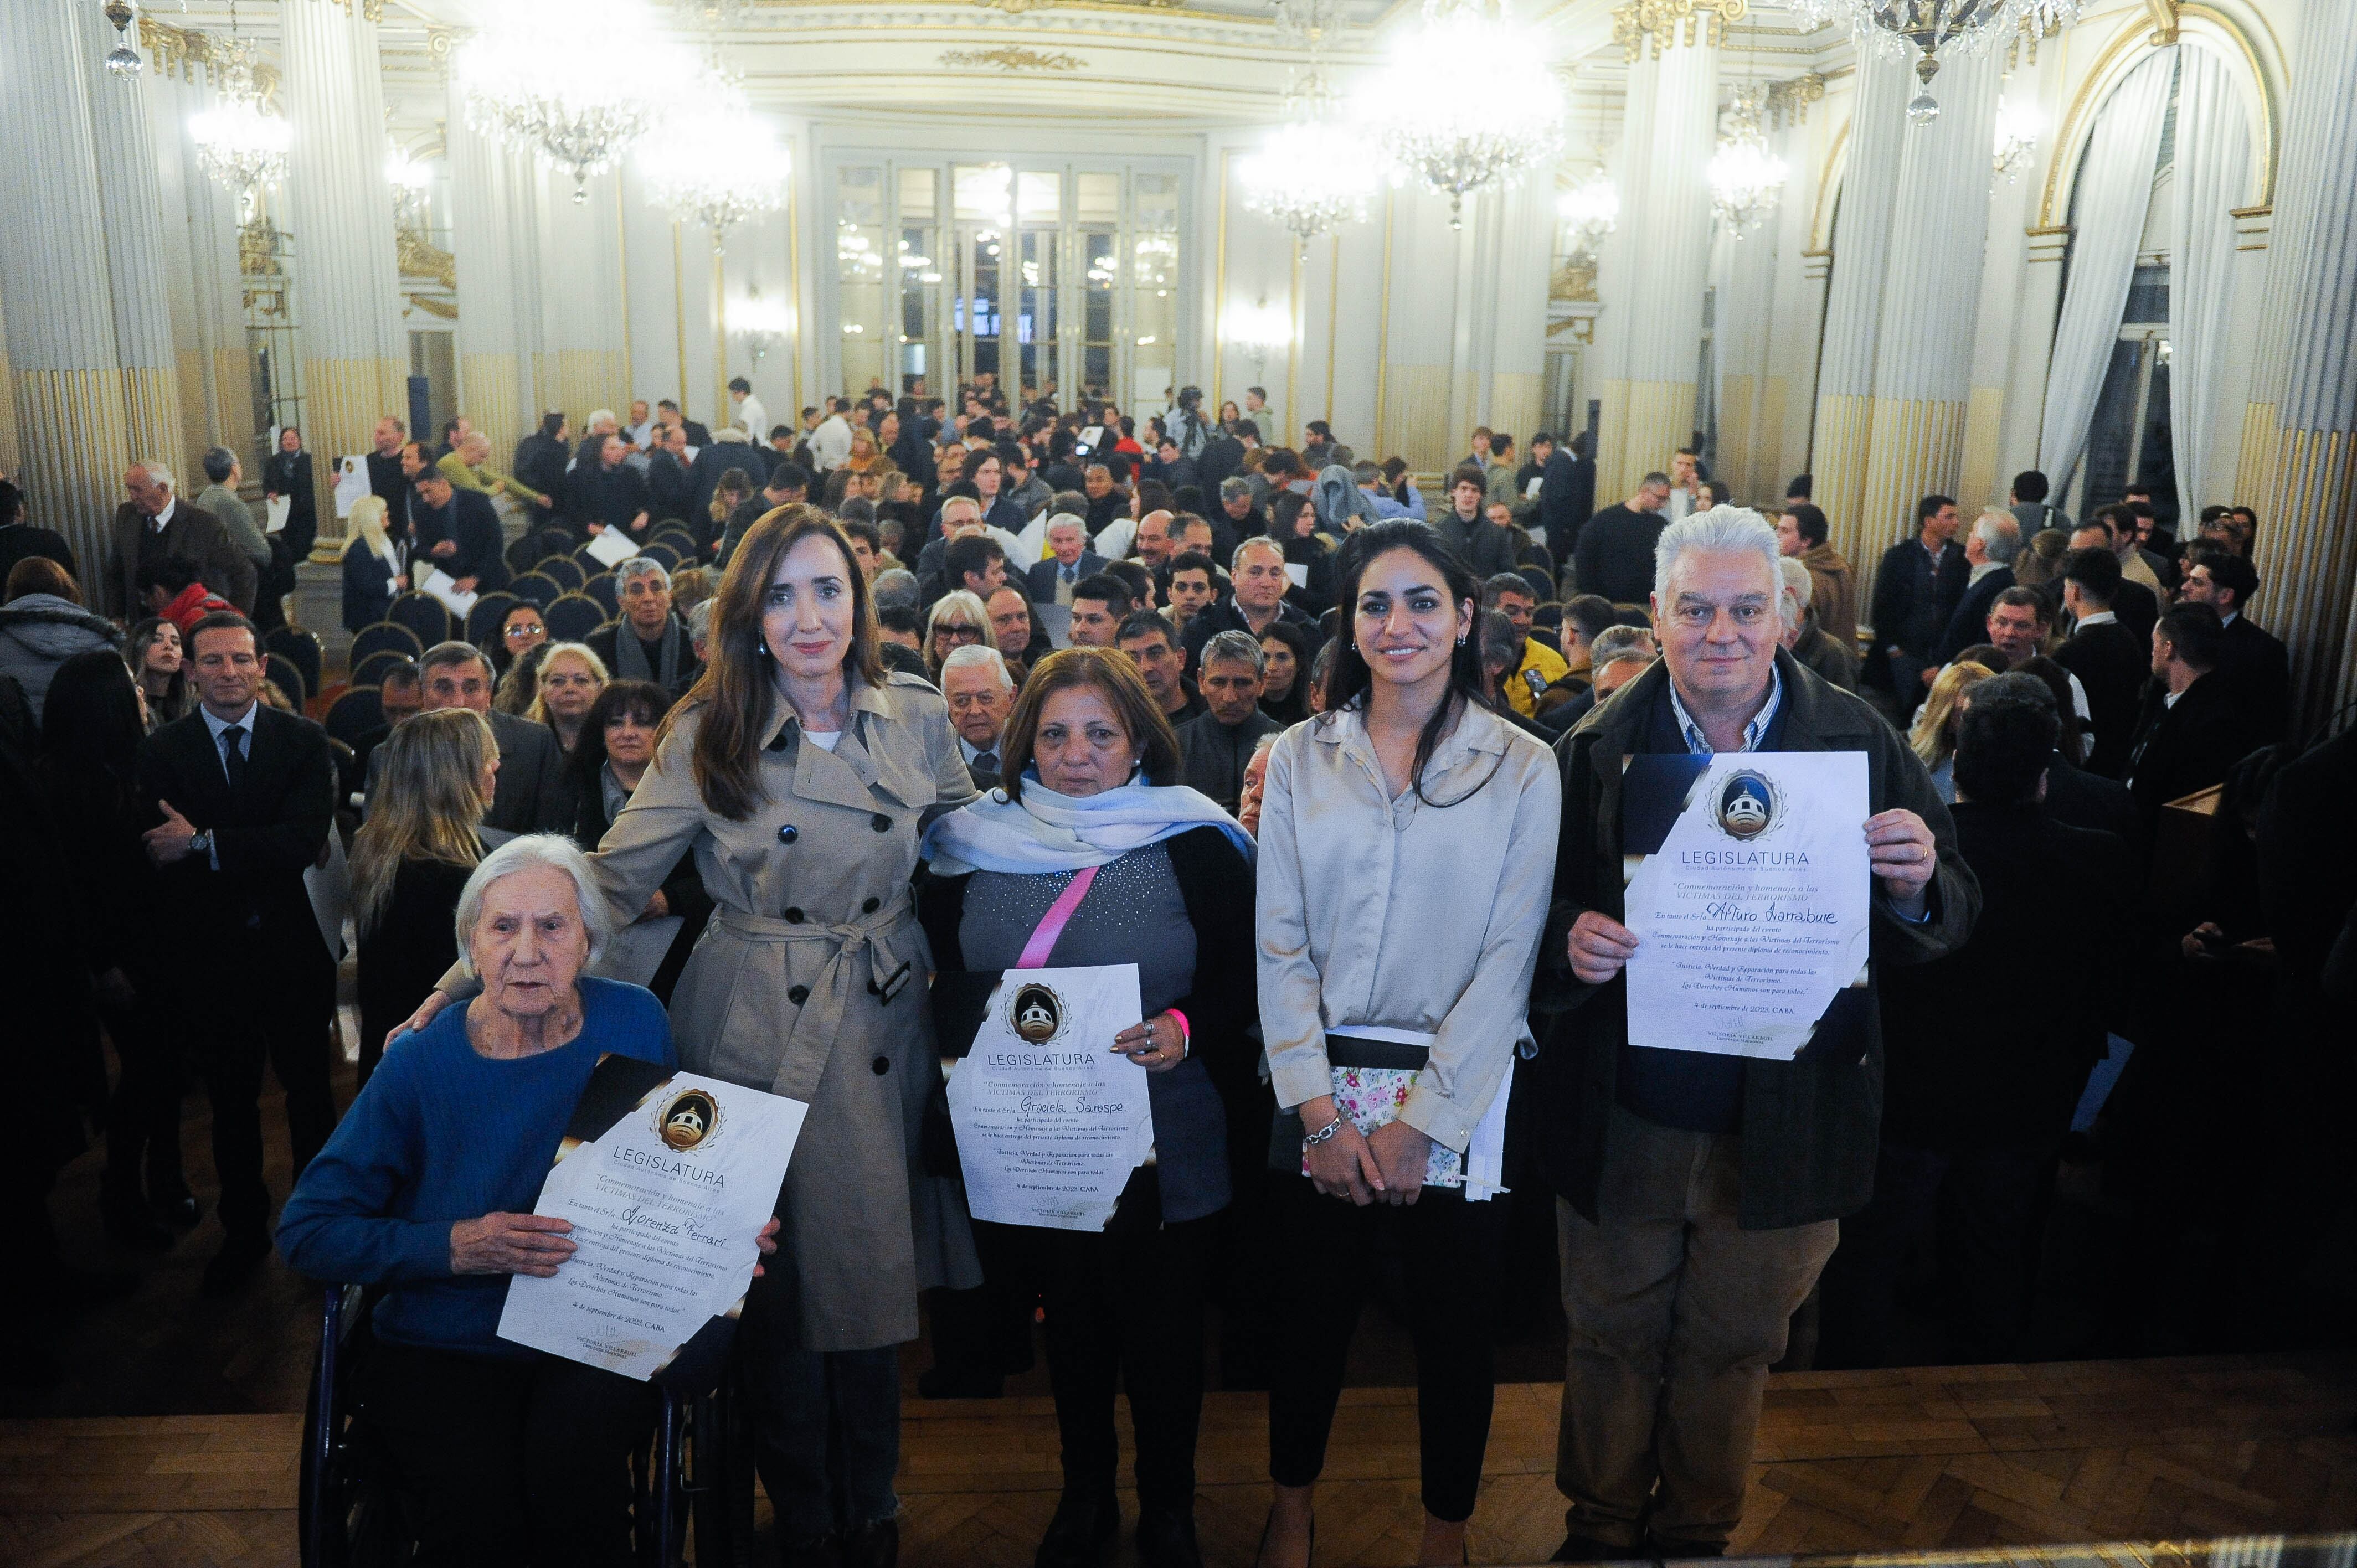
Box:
[938,46,1086,70]
[396,229,458,291]
[1550,258,1598,303]
[1766,71,1824,128]
[1611,0,1748,60]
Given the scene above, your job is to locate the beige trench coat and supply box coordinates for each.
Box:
[585,669,981,1352]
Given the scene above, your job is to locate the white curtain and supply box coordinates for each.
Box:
[2166,46,2251,526]
[2037,49,2175,495]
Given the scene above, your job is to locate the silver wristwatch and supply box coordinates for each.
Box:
[188,828,213,857]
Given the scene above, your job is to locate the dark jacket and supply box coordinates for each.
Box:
[1180,595,1324,668]
[261,450,318,561]
[2042,750,2143,865]
[1026,554,1108,604]
[572,771,713,1004]
[690,437,769,523]
[1789,621,1859,693]
[1571,504,1663,605]
[356,855,472,1068]
[2215,612,2293,752]
[1175,708,1279,812]
[0,595,120,721]
[1430,509,1519,581]
[586,616,706,699]
[1532,651,1979,1229]
[409,488,508,590]
[363,706,568,834]
[1879,804,2124,1149]
[341,534,411,632]
[514,433,572,503]
[1538,450,1594,559]
[0,522,78,591]
[1866,537,1966,677]
[2125,671,2248,825]
[1932,565,2015,664]
[2109,574,2160,646]
[2053,618,2150,778]
[565,460,647,539]
[645,450,695,526]
[110,499,255,620]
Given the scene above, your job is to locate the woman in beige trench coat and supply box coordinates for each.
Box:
[401,507,978,1567]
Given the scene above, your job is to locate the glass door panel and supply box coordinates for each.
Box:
[837,165,888,395]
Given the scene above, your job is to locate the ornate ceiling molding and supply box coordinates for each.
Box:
[939,45,1088,67]
[1610,0,1748,60]
[1764,70,1823,128]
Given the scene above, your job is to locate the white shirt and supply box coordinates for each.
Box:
[735,393,769,441]
[811,415,853,472]
[198,700,260,869]
[2072,610,2118,632]
[150,496,178,533]
[1968,559,2006,585]
[625,419,655,448]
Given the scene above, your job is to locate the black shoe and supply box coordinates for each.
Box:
[779,1531,839,1568]
[201,1234,272,1297]
[1135,1504,1202,1568]
[1033,1489,1119,1568]
[916,1365,1005,1399]
[841,1515,897,1568]
[102,1195,174,1250]
[1551,1533,1634,1562]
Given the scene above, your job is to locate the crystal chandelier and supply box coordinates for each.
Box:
[1708,83,1787,238]
[1239,111,1378,247]
[1364,0,1565,228]
[190,35,290,218]
[636,77,791,246]
[460,0,685,202]
[102,0,142,76]
[1788,0,2080,125]
[1558,173,1619,260]
[1991,99,2041,182]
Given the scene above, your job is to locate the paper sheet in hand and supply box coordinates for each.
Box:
[333,457,371,519]
[498,1058,805,1380]
[948,964,1151,1231]
[585,529,641,568]
[265,494,291,535]
[416,566,478,618]
[1620,751,1870,1061]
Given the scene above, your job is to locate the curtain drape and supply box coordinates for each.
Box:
[2166,45,2251,528]
[2037,48,2175,497]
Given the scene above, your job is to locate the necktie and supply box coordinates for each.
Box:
[220,724,248,788]
[975,751,999,775]
[1061,566,1075,584]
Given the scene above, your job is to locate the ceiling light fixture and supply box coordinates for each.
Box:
[636,75,790,247]
[1708,82,1788,236]
[190,7,289,219]
[1991,97,2041,182]
[1788,0,2079,125]
[460,0,686,202]
[1365,0,1564,228]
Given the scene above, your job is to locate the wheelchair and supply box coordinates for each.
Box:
[300,1285,759,1566]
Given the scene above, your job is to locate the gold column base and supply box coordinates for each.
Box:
[460,352,523,488]
[1595,379,1632,502]
[1959,387,2007,519]
[2246,419,2357,728]
[1489,372,1543,467]
[121,364,184,483]
[301,354,406,561]
[1720,373,1756,501]
[1601,378,1697,503]
[1852,395,1968,612]
[14,367,135,605]
[1810,392,1877,580]
[1381,364,1452,478]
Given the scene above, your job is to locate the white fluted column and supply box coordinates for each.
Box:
[0,0,140,591]
[2236,0,2357,728]
[506,148,553,424]
[446,73,526,470]
[78,6,186,474]
[1596,21,1720,499]
[1851,47,2003,602]
[1485,174,1553,448]
[282,0,406,556]
[142,50,259,466]
[1807,48,1912,574]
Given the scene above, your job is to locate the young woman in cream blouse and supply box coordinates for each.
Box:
[1253,518,1562,1567]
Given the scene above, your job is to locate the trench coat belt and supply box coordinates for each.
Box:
[713,888,919,1105]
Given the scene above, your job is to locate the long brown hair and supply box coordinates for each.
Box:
[661,504,884,821]
[349,708,496,936]
[995,647,1180,803]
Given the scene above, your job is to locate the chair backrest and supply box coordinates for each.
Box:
[387,592,453,647]
[264,625,323,698]
[349,620,423,665]
[507,571,562,608]
[582,572,619,616]
[351,649,408,689]
[650,524,700,558]
[323,685,384,747]
[637,541,682,574]
[543,593,605,643]
[465,591,521,648]
[266,652,308,708]
[539,555,586,591]
[505,533,547,577]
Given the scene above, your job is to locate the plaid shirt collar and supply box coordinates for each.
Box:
[1668,662,1782,756]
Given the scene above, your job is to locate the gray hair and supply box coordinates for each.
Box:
[940,643,1013,689]
[1776,555,1814,621]
[135,458,176,490]
[1219,476,1254,503]
[1652,507,1782,604]
[1046,512,1087,540]
[1201,629,1266,675]
[452,833,615,977]
[1972,508,2022,564]
[927,589,990,639]
[420,638,493,679]
[1250,731,1281,764]
[586,408,619,430]
[1232,535,1285,572]
[615,555,671,591]
[686,599,714,642]
[872,568,920,610]
[1589,623,1656,669]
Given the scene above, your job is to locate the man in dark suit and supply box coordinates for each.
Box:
[1026,513,1106,606]
[408,470,508,594]
[656,398,713,449]
[1932,510,2020,665]
[363,416,410,512]
[1572,471,1670,605]
[2126,605,2247,826]
[645,422,697,524]
[1866,493,1967,716]
[2054,547,2151,779]
[1536,431,1596,567]
[365,642,568,833]
[2069,512,2159,645]
[689,430,769,522]
[2180,550,2292,751]
[136,612,337,1293]
[110,461,256,620]
[566,432,650,540]
[939,644,1013,791]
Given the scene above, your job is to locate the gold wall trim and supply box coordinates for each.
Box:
[617,181,635,400]
[1812,390,1876,573]
[14,368,133,601]
[1212,147,1231,414]
[1372,189,1394,457]
[1808,120,1850,254]
[298,355,406,556]
[672,222,689,416]
[1324,230,1340,427]
[1853,394,1969,613]
[2246,421,2357,726]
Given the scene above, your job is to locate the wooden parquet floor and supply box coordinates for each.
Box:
[7,1356,2354,1568]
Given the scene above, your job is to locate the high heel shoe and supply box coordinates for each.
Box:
[1254,1507,1313,1568]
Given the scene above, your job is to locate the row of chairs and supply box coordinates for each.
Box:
[502,522,704,581]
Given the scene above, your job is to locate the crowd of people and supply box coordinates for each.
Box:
[1,374,2349,1568]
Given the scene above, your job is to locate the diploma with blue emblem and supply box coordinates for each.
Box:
[497,1057,806,1383]
[1619,751,1871,1061]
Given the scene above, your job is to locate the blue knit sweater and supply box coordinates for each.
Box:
[277,977,676,1357]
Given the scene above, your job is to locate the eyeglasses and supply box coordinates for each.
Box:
[505,624,547,640]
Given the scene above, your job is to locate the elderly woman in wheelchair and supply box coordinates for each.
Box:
[280,834,774,1566]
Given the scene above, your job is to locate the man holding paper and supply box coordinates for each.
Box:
[410,468,508,600]
[1533,509,1977,1562]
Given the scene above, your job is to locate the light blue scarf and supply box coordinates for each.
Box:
[921,772,1254,875]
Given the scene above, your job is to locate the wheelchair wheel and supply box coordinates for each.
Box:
[686,1367,760,1567]
[299,1287,415,1568]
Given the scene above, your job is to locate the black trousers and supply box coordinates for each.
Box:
[977,1204,1215,1512]
[96,989,184,1208]
[182,929,335,1239]
[363,1341,655,1567]
[1267,1177,1506,1523]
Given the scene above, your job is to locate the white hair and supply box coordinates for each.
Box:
[452,833,615,977]
[1972,508,2022,563]
[587,408,619,430]
[615,555,671,591]
[927,588,991,640]
[1776,554,1814,622]
[940,643,1013,689]
[135,458,176,489]
[1653,507,1783,605]
[1046,513,1087,539]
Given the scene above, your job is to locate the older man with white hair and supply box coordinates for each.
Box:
[1533,507,1977,1562]
[1931,507,2023,666]
[939,644,1015,791]
[111,459,255,618]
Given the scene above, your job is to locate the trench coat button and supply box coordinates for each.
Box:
[777,824,799,844]
[861,896,881,914]
[784,906,805,924]
[871,1055,891,1075]
[870,812,892,832]
[788,984,810,1005]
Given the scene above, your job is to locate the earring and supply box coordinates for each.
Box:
[1456,631,1469,646]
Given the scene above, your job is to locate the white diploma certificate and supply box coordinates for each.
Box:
[332,456,372,519]
[1620,751,1871,1061]
[498,1067,806,1380]
[948,964,1153,1231]
[585,528,641,568]
[416,566,478,618]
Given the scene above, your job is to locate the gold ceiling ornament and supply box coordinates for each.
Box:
[404,293,460,321]
[238,216,285,278]
[137,16,284,109]
[395,229,458,291]
[1765,71,1825,128]
[1550,257,1599,302]
[1612,0,1748,59]
[938,45,1087,69]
